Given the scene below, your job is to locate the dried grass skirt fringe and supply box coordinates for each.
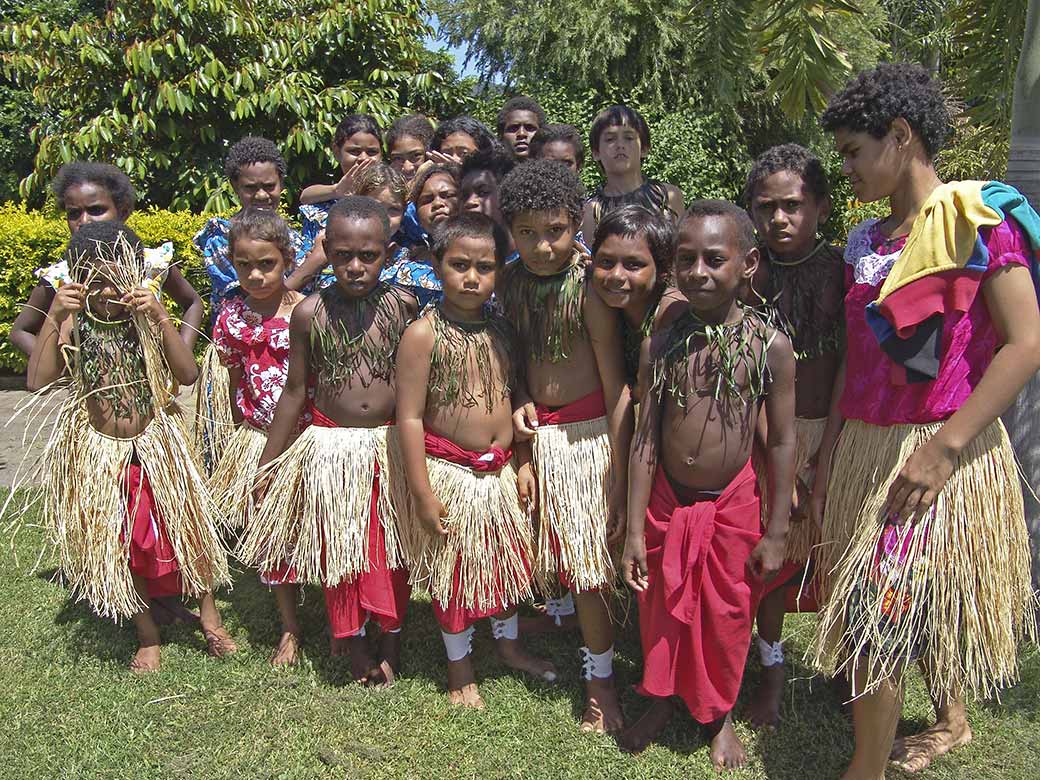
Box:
[193,343,234,475]
[208,423,267,532]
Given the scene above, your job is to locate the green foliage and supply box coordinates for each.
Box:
[1,0,455,212]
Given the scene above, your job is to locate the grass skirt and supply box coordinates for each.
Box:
[208,423,267,532]
[236,424,401,586]
[532,415,615,592]
[810,418,1037,700]
[398,456,534,612]
[192,342,234,475]
[22,403,230,620]
[754,416,827,564]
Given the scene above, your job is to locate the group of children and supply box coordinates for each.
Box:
[8,64,1040,779]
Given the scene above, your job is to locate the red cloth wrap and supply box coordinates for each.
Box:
[534,388,607,425]
[323,468,411,636]
[123,463,182,598]
[308,403,338,428]
[432,571,514,634]
[423,430,512,472]
[636,460,763,723]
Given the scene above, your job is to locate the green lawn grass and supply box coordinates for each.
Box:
[1,501,1038,779]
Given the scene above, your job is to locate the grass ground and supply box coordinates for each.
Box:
[1,506,1038,780]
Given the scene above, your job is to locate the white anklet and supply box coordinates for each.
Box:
[757,636,784,667]
[545,592,575,625]
[441,626,475,662]
[580,645,614,680]
[490,614,519,640]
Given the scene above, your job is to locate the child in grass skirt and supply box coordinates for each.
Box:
[18,221,234,673]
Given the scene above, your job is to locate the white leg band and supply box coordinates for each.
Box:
[580,645,614,680]
[490,613,519,641]
[385,627,401,634]
[757,636,784,667]
[545,591,576,625]
[441,626,475,662]
[345,621,367,638]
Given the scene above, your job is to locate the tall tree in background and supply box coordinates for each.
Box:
[0,0,456,211]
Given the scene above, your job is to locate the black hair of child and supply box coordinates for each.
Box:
[229,208,294,265]
[223,136,288,182]
[333,113,384,151]
[460,146,516,184]
[432,212,512,267]
[496,96,546,136]
[51,161,136,218]
[408,163,461,206]
[743,143,830,206]
[386,113,435,150]
[592,204,677,284]
[326,195,390,242]
[589,105,650,154]
[530,124,585,170]
[683,200,757,255]
[499,159,585,225]
[821,62,951,159]
[66,220,144,271]
[431,116,498,155]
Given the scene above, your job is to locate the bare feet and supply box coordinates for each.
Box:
[446,656,484,708]
[890,718,972,773]
[365,631,401,687]
[748,663,784,729]
[346,635,376,684]
[130,643,161,674]
[496,638,558,683]
[203,626,238,658]
[271,631,301,667]
[617,697,673,753]
[708,713,748,771]
[447,682,485,709]
[581,676,624,734]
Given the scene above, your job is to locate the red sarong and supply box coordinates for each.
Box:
[123,463,182,599]
[636,460,763,723]
[424,430,525,633]
[534,388,606,426]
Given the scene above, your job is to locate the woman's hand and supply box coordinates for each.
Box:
[883,437,957,525]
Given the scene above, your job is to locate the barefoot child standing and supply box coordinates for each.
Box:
[20,221,235,672]
[207,209,308,666]
[742,143,845,728]
[395,213,557,707]
[239,197,418,684]
[498,159,633,733]
[620,201,796,769]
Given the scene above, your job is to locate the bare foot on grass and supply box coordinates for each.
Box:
[446,657,484,708]
[346,635,376,684]
[581,676,624,734]
[748,663,784,729]
[130,643,161,674]
[708,713,748,771]
[496,638,558,683]
[617,697,673,753]
[203,626,238,658]
[270,631,300,667]
[448,682,485,709]
[890,718,972,773]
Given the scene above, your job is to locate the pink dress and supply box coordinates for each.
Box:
[840,217,1030,425]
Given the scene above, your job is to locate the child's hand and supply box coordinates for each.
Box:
[516,462,538,514]
[251,469,274,507]
[426,150,459,166]
[418,495,449,538]
[49,283,86,322]
[124,285,170,324]
[883,437,956,525]
[748,534,785,582]
[605,486,627,545]
[512,402,539,440]
[333,158,377,199]
[621,534,648,592]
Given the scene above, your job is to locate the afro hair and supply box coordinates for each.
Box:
[592,204,677,284]
[51,161,136,219]
[326,195,391,242]
[408,162,460,206]
[385,113,435,151]
[682,200,757,255]
[332,113,383,150]
[821,62,951,159]
[223,136,288,182]
[530,124,585,170]
[498,158,585,225]
[743,143,830,206]
[496,96,546,136]
[431,116,498,155]
[432,212,512,267]
[460,146,516,185]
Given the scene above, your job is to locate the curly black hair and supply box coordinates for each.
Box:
[499,158,585,225]
[432,212,511,267]
[592,204,676,283]
[431,116,498,155]
[223,136,288,182]
[496,96,546,136]
[530,123,585,170]
[332,113,383,151]
[51,162,136,218]
[326,195,390,242]
[743,143,830,206]
[228,208,294,266]
[385,113,435,151]
[65,220,144,275]
[460,146,516,185]
[821,62,951,159]
[682,200,757,255]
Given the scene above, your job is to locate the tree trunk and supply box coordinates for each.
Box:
[1002,0,1040,590]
